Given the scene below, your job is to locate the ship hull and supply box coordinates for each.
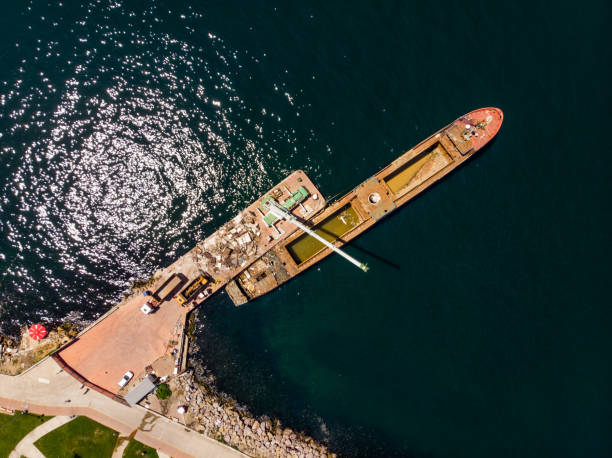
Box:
[226,108,503,305]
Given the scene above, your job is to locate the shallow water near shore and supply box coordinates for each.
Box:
[1,1,611,457]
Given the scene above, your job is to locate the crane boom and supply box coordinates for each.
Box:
[264,200,369,272]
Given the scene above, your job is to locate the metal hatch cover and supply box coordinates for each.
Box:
[355,176,396,221]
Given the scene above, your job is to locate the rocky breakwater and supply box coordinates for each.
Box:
[175,371,335,457]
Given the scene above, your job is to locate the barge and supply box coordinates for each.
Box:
[225,107,503,305]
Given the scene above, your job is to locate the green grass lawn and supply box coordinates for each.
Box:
[0,411,51,457]
[122,439,159,458]
[34,416,118,458]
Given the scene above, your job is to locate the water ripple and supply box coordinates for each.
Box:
[0,0,325,333]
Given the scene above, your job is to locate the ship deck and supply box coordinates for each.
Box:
[230,108,503,302]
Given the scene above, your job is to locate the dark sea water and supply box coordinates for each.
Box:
[1,1,611,456]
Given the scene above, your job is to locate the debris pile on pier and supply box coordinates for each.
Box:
[195,211,263,274]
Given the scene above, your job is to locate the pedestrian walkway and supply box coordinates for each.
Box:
[110,436,130,458]
[0,358,245,458]
[9,415,73,458]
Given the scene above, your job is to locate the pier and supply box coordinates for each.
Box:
[54,170,325,397]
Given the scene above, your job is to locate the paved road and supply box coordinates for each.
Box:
[9,415,72,458]
[0,358,245,458]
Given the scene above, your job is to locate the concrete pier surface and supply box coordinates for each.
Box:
[0,357,245,458]
[57,289,190,395]
[54,169,325,397]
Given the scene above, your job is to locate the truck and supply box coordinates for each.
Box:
[176,275,208,306]
[140,300,157,314]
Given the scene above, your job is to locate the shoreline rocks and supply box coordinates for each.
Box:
[1,296,336,457]
[175,369,335,458]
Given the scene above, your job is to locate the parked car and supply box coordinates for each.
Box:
[118,371,134,387]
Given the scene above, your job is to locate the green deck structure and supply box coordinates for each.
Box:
[262,186,309,226]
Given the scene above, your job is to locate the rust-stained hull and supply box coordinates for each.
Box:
[228,107,503,304]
